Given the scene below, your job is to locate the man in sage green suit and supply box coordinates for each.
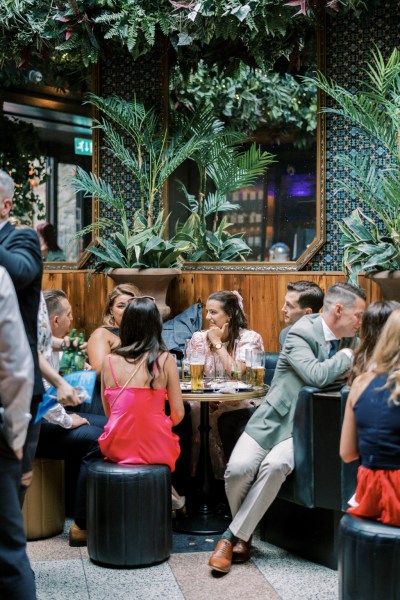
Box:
[209,282,366,573]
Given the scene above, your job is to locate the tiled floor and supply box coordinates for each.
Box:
[27,521,339,600]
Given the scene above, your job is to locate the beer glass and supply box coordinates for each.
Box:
[231,339,242,381]
[251,351,265,388]
[190,348,205,393]
[181,339,191,382]
[244,349,253,385]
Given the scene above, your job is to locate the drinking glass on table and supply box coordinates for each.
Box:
[244,349,253,385]
[190,349,206,393]
[181,339,191,382]
[251,351,265,388]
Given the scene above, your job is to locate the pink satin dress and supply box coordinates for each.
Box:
[99,356,180,471]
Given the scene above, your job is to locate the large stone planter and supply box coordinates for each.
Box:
[108,268,181,320]
[366,270,400,301]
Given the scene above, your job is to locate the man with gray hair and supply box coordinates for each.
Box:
[209,282,366,573]
[0,169,44,504]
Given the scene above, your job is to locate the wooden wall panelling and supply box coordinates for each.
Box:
[43,270,382,351]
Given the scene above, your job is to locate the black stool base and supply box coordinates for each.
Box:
[339,513,400,600]
[87,462,171,567]
[173,511,230,535]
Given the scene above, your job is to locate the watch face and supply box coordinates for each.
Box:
[215,342,222,349]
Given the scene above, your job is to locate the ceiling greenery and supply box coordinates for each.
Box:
[0,0,366,89]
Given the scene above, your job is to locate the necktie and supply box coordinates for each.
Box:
[328,339,340,358]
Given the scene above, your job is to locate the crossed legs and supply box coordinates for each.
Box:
[209,432,294,573]
[225,432,294,542]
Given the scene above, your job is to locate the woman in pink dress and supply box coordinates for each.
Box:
[100,296,185,509]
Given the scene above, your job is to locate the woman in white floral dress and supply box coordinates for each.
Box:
[188,290,264,478]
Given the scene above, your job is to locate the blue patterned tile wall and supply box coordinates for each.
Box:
[306,0,399,270]
[97,39,166,229]
[94,6,398,272]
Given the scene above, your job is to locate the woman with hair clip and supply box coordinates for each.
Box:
[100,296,185,510]
[340,306,400,526]
[189,290,264,478]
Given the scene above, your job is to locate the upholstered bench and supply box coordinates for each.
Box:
[339,514,400,600]
[22,457,65,540]
[87,461,171,567]
[259,368,357,569]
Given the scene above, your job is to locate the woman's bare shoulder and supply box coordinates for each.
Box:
[89,327,117,342]
[349,371,376,405]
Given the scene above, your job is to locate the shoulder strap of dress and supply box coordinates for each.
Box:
[109,355,147,409]
[108,355,120,386]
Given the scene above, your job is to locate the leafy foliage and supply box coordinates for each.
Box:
[174,114,275,261]
[84,93,216,224]
[71,95,224,268]
[310,47,400,284]
[170,61,317,148]
[0,114,46,224]
[0,0,366,87]
[72,173,190,270]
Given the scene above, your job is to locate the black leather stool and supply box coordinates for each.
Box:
[87,461,171,567]
[339,513,400,600]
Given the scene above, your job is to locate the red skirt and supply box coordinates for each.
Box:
[347,465,400,527]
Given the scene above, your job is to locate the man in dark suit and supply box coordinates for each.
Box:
[209,282,366,573]
[0,169,44,503]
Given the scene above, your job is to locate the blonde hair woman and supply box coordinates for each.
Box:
[340,307,400,526]
[87,284,140,379]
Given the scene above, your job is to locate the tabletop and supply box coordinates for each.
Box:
[180,383,269,402]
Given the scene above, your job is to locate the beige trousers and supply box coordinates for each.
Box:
[225,432,294,542]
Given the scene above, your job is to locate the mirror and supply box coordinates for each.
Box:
[167,21,325,271]
[2,84,93,266]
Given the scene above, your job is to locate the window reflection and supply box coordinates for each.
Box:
[228,144,316,261]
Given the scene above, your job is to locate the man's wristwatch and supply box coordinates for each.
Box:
[214,342,223,350]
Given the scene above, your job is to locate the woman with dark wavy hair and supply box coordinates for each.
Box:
[189,290,264,478]
[100,297,185,508]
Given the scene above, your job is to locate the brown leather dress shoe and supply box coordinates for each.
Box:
[208,539,233,573]
[232,537,252,563]
[69,522,87,547]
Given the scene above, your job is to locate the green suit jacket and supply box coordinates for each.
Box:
[245,314,358,450]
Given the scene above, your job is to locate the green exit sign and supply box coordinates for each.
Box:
[74,138,92,156]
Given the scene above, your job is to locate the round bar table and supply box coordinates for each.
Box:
[174,384,268,535]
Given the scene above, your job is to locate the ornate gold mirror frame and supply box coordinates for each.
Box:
[178,16,326,272]
[83,17,326,272]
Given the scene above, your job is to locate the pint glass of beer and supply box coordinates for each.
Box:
[251,351,265,388]
[190,350,205,393]
[181,339,191,382]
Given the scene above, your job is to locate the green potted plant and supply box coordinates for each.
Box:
[174,132,275,262]
[71,93,215,317]
[72,94,273,316]
[73,92,274,262]
[310,47,400,298]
